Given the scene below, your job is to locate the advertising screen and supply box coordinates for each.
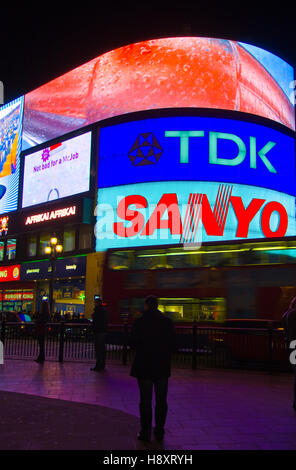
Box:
[98,116,296,196]
[22,132,92,208]
[95,181,296,251]
[22,37,295,150]
[0,97,24,214]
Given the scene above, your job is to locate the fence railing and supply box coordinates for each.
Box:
[0,321,291,373]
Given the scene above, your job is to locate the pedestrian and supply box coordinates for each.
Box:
[130,295,176,443]
[90,296,108,372]
[282,296,296,411]
[34,301,50,363]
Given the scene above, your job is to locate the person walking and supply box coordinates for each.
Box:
[282,296,296,411]
[34,301,50,363]
[130,295,176,443]
[90,296,108,372]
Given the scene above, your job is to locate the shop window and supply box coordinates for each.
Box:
[39,232,51,255]
[79,225,92,250]
[63,228,76,252]
[0,241,4,261]
[6,239,16,260]
[27,235,37,257]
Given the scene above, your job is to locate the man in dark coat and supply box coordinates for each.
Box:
[130,295,176,442]
[91,297,108,372]
[282,296,296,411]
[34,301,50,363]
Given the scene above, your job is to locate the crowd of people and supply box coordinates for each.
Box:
[30,311,89,323]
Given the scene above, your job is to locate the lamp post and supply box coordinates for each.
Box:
[44,235,63,315]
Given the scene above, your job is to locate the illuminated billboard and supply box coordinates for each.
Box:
[95,181,296,251]
[22,37,295,150]
[98,116,296,195]
[22,132,92,208]
[0,97,24,214]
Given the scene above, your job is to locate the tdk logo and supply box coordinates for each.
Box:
[129,130,277,173]
[128,133,163,166]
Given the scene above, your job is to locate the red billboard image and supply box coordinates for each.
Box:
[22,37,295,150]
[0,265,20,282]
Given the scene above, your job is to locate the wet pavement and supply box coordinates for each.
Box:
[0,359,295,450]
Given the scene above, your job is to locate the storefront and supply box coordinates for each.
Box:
[20,256,87,317]
[0,264,35,314]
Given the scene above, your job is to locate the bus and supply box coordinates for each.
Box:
[102,237,296,326]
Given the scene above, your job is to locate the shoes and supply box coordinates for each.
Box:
[137,430,151,442]
[34,359,44,363]
[154,428,165,442]
[90,367,105,372]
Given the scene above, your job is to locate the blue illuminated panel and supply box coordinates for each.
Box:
[98,116,296,195]
[95,181,296,251]
[0,97,24,214]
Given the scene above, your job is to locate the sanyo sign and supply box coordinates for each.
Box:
[95,181,296,251]
[98,116,296,196]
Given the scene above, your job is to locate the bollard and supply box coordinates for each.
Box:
[58,322,65,363]
[192,321,197,370]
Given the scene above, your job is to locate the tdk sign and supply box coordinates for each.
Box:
[98,116,296,195]
[165,131,276,173]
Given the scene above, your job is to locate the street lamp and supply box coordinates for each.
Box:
[44,235,63,314]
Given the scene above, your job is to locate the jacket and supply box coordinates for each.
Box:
[282,308,296,348]
[35,310,50,336]
[92,306,108,333]
[130,308,177,380]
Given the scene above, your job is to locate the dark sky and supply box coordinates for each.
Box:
[1,2,295,103]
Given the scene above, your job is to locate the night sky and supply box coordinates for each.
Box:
[1,3,295,103]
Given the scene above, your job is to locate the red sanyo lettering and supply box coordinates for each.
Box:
[114,195,147,237]
[141,194,182,236]
[113,193,289,238]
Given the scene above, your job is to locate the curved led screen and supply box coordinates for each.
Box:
[22,37,295,150]
[98,116,296,196]
[95,181,296,251]
[22,131,92,208]
[0,97,24,214]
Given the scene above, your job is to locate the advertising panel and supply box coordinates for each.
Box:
[0,97,24,213]
[95,181,296,251]
[22,37,294,150]
[0,265,20,282]
[20,256,86,280]
[98,116,296,195]
[22,132,92,208]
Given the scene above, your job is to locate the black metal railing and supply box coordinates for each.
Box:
[0,320,291,373]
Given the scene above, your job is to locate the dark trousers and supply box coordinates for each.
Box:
[137,378,168,433]
[37,335,45,361]
[94,332,107,370]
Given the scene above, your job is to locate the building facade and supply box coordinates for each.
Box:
[0,37,295,322]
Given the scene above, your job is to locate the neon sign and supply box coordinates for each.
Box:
[98,116,296,195]
[25,206,76,225]
[0,265,20,282]
[95,181,296,251]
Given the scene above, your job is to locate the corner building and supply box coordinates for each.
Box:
[0,37,295,324]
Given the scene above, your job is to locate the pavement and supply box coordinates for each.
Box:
[0,359,296,450]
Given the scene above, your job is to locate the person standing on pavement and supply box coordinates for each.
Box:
[130,295,176,443]
[282,296,296,411]
[90,296,108,372]
[34,301,50,363]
